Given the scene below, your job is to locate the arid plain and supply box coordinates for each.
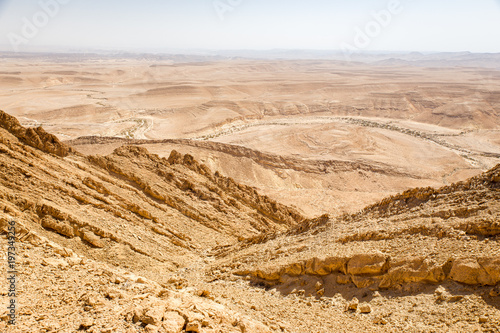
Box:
[0,54,500,332]
[2,55,499,216]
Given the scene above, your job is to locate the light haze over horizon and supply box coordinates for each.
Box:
[0,0,499,54]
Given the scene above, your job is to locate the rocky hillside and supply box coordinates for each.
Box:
[214,164,500,322]
[0,217,272,333]
[0,110,72,157]
[1,109,499,332]
[0,110,306,270]
[67,136,413,177]
[210,159,500,331]
[224,164,500,288]
[0,109,309,332]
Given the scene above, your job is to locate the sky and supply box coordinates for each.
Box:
[0,0,499,53]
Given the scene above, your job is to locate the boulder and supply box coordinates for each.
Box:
[162,312,185,333]
[359,303,372,313]
[41,216,74,238]
[449,259,493,285]
[141,305,166,326]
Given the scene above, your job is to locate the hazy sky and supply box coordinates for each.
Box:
[0,0,499,53]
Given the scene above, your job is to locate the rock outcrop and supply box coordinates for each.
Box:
[0,110,71,157]
[0,110,310,280]
[222,162,500,291]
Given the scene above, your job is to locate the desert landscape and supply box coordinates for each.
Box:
[0,52,499,332]
[2,54,500,216]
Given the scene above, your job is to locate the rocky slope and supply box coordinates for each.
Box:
[0,109,308,332]
[1,110,499,332]
[67,136,414,177]
[0,217,273,333]
[0,109,305,271]
[223,165,500,288]
[66,135,443,218]
[0,110,72,157]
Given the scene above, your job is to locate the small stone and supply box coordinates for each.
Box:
[132,306,144,323]
[186,321,200,332]
[479,316,488,323]
[41,258,69,268]
[67,256,83,266]
[336,274,351,285]
[449,295,463,302]
[53,246,73,258]
[359,303,372,313]
[317,288,325,297]
[434,286,451,302]
[81,292,104,308]
[141,305,165,326]
[145,324,160,333]
[373,317,388,325]
[79,318,94,329]
[434,286,446,296]
[198,289,210,297]
[105,288,124,300]
[162,312,185,332]
[315,281,323,291]
[346,297,359,311]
